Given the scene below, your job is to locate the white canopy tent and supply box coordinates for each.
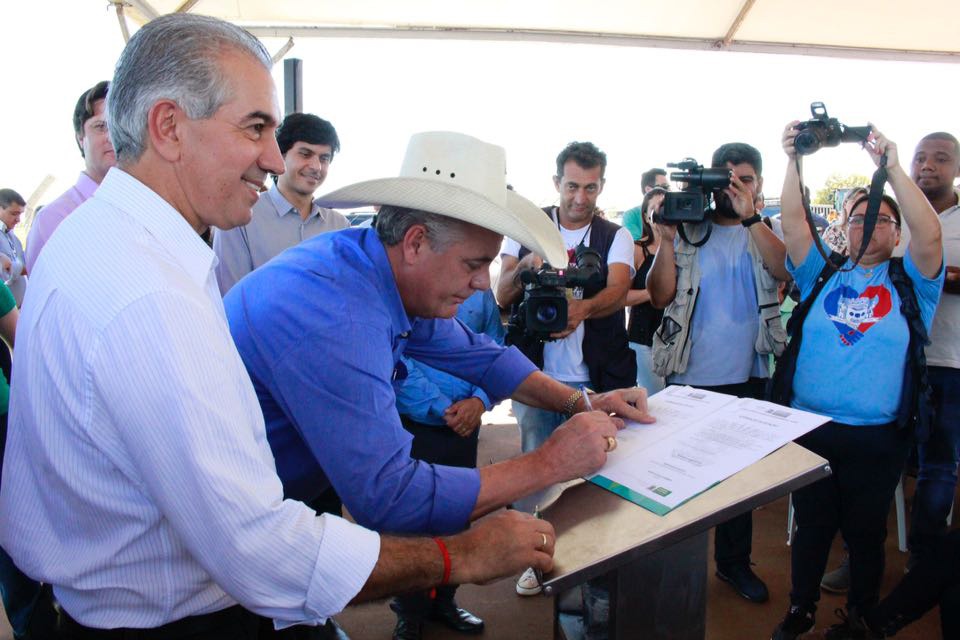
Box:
[110,0,958,64]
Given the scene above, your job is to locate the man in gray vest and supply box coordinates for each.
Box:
[647,142,790,604]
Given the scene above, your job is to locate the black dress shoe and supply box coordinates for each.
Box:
[392,615,423,640]
[716,563,769,603]
[429,600,485,634]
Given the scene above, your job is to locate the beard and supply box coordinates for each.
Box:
[713,192,741,220]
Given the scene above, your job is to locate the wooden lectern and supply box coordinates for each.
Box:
[541,442,830,639]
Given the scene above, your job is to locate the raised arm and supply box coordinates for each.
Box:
[645,221,678,309]
[867,128,942,278]
[779,121,816,267]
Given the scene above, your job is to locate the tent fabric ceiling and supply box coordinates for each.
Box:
[116,0,959,63]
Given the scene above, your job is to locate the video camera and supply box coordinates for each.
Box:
[653,159,731,225]
[508,245,603,342]
[794,102,871,156]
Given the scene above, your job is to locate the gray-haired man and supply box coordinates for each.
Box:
[0,14,555,638]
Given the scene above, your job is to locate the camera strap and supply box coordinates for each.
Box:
[677,220,712,247]
[796,153,888,272]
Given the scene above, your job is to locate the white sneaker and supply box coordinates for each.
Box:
[515,567,542,596]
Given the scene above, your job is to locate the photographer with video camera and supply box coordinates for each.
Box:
[769,121,943,640]
[645,143,789,604]
[497,142,637,610]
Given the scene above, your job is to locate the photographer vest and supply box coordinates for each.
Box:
[651,222,787,378]
[506,208,636,392]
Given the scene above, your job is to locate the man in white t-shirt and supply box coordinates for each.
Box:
[496,142,636,619]
[909,131,960,565]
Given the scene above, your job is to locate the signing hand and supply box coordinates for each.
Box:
[537,411,623,481]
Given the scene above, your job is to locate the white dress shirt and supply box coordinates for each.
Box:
[0,168,379,629]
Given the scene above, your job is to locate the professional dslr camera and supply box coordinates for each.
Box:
[653,159,731,225]
[793,102,871,156]
[507,245,604,342]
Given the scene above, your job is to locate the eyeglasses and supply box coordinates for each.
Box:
[848,215,899,227]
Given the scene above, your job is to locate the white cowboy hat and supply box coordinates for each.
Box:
[316,131,567,266]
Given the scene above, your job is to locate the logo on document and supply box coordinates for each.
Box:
[648,485,672,497]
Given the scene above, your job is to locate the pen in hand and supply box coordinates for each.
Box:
[579,385,593,412]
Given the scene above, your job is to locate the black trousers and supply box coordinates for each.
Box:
[61,605,346,640]
[790,420,909,613]
[392,415,479,619]
[691,378,767,567]
[867,529,960,638]
[59,605,261,639]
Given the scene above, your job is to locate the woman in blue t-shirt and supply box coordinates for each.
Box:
[769,124,944,640]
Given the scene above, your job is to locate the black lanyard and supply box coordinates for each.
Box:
[554,208,592,262]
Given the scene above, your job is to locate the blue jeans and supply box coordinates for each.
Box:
[910,366,960,559]
[514,382,606,639]
[628,342,664,395]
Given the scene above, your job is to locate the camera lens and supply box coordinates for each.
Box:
[536,304,559,325]
[794,129,823,156]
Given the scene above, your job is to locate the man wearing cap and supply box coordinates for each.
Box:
[213,112,349,295]
[225,133,652,638]
[0,15,557,638]
[25,80,115,272]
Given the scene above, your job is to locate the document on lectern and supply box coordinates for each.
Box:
[588,385,830,515]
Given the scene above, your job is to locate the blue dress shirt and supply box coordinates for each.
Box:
[395,289,505,425]
[225,228,536,535]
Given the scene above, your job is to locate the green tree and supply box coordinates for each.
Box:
[814,173,870,206]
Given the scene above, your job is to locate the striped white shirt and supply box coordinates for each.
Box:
[0,168,379,629]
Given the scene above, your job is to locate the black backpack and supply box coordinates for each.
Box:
[767,252,933,440]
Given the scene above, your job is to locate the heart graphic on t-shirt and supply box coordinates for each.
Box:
[822,284,892,346]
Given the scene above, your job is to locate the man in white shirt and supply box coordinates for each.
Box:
[0,14,553,638]
[909,131,960,564]
[496,142,636,631]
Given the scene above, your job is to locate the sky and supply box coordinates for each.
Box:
[3,1,959,221]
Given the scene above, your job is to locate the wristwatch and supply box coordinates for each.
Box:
[562,389,583,416]
[741,213,763,228]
